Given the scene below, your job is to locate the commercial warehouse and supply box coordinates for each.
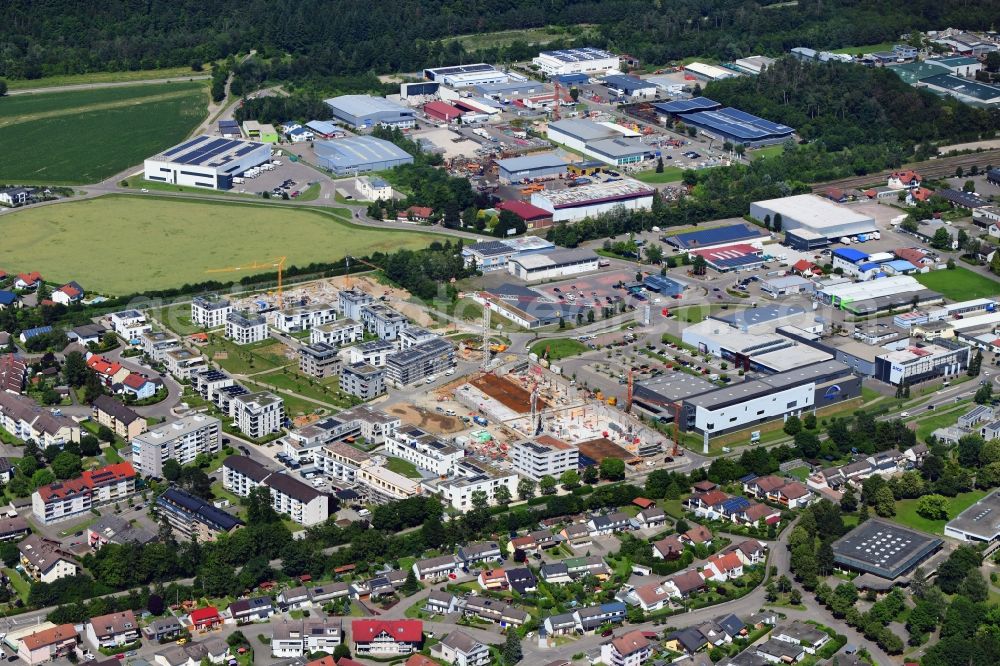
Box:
[654,97,723,117]
[423,64,512,88]
[688,244,765,273]
[324,95,417,129]
[750,194,876,240]
[495,200,555,230]
[507,249,600,281]
[663,223,769,251]
[532,48,620,76]
[817,275,942,315]
[531,179,655,222]
[423,101,463,123]
[920,73,1000,106]
[144,135,272,190]
[547,119,620,152]
[546,119,651,166]
[583,137,651,166]
[684,62,740,81]
[313,137,414,175]
[497,154,568,184]
[677,107,793,146]
[602,75,657,99]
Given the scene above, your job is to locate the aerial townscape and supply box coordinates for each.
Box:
[5,3,1000,666]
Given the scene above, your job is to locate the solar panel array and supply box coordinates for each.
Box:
[543,47,614,63]
[653,97,722,114]
[426,63,495,78]
[679,107,794,142]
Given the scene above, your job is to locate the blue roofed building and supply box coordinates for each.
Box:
[305,120,343,138]
[314,137,414,175]
[881,259,917,275]
[831,247,870,274]
[553,73,589,86]
[144,134,272,190]
[601,74,657,99]
[673,107,794,146]
[653,96,724,116]
[323,95,416,129]
[643,275,686,296]
[217,119,241,138]
[663,223,769,251]
[919,73,1000,107]
[0,291,18,309]
[19,325,53,343]
[497,153,568,184]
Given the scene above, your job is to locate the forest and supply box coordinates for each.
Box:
[1,0,995,84]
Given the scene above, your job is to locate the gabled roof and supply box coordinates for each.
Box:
[352,619,423,643]
[611,630,650,656]
[684,525,713,543]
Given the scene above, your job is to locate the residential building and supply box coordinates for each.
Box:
[357,175,393,201]
[163,348,207,380]
[431,630,490,666]
[637,506,667,528]
[87,354,131,388]
[427,459,518,511]
[139,330,181,362]
[109,310,152,340]
[189,607,222,631]
[478,568,508,590]
[310,319,364,347]
[461,596,529,627]
[575,602,628,633]
[230,391,284,439]
[272,302,338,333]
[0,515,30,541]
[52,281,84,305]
[352,620,423,656]
[0,187,31,206]
[412,555,459,581]
[32,462,137,524]
[756,638,805,664]
[601,631,652,666]
[355,464,422,501]
[341,362,385,400]
[588,512,634,536]
[338,290,374,320]
[271,619,342,658]
[511,436,579,481]
[457,541,503,568]
[131,414,220,477]
[18,624,78,665]
[276,586,311,610]
[385,426,463,476]
[344,339,395,367]
[0,391,81,446]
[385,338,455,386]
[228,597,274,624]
[666,628,709,656]
[313,439,374,484]
[18,535,79,582]
[360,304,410,341]
[143,617,183,641]
[92,395,147,442]
[565,555,612,580]
[541,562,572,584]
[0,353,26,394]
[703,552,745,582]
[156,487,244,541]
[85,610,139,649]
[299,342,343,378]
[226,311,268,345]
[191,296,232,329]
[505,568,537,594]
[772,621,831,655]
[222,456,330,526]
[561,522,593,550]
[154,638,229,666]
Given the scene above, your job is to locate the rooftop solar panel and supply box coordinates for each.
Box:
[175,138,229,164]
[234,144,260,157]
[163,136,206,157]
[653,97,722,114]
[182,139,243,165]
[716,107,793,134]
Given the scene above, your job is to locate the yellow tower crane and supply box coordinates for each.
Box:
[207,256,287,303]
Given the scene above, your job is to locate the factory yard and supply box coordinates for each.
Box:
[0,81,208,183]
[0,195,448,294]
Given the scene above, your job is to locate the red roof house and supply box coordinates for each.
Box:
[792,259,821,275]
[189,606,222,630]
[632,497,655,509]
[15,272,42,289]
[398,206,434,222]
[352,619,423,654]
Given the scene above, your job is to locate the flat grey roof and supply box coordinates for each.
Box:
[314,136,413,169]
[497,153,567,172]
[548,119,618,142]
[686,360,852,410]
[945,489,1000,541]
[323,94,412,117]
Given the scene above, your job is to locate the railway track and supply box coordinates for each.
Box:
[811,148,1000,191]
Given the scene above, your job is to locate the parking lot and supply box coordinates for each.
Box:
[534,268,658,310]
[231,154,322,198]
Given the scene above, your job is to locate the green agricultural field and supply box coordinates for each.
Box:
[530,338,588,360]
[6,67,205,90]
[0,195,450,294]
[0,82,206,183]
[915,267,1000,300]
[893,489,987,535]
[634,167,685,184]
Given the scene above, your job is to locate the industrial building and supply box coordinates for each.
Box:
[495,200,555,230]
[654,97,723,117]
[314,137,414,176]
[920,73,1000,106]
[655,97,792,146]
[874,339,970,386]
[663,223,768,251]
[817,276,942,315]
[601,75,657,99]
[497,153,568,184]
[323,95,416,129]
[144,135,271,190]
[684,62,740,81]
[750,194,876,240]
[530,179,654,222]
[944,489,1000,544]
[532,48,620,76]
[642,275,686,296]
[760,275,814,298]
[831,519,942,580]
[681,316,831,374]
[423,101,463,123]
[688,244,765,273]
[546,119,651,166]
[473,284,587,329]
[732,56,776,75]
[423,64,512,87]
[461,236,555,272]
[507,248,600,281]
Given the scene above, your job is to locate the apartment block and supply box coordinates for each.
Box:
[360,304,410,341]
[32,462,137,524]
[226,311,268,345]
[310,318,364,347]
[299,342,343,378]
[222,456,330,526]
[384,338,455,387]
[230,391,284,439]
[383,426,463,476]
[156,487,243,542]
[191,295,233,329]
[341,362,385,400]
[338,290,374,320]
[131,414,221,477]
[272,302,338,333]
[511,436,579,481]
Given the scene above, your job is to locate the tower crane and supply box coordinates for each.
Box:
[207,256,287,303]
[344,255,382,290]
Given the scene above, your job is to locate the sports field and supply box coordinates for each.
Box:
[0,82,206,183]
[915,267,1000,300]
[0,195,450,294]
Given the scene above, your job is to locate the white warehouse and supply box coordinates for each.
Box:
[532,48,620,76]
[749,194,876,241]
[531,179,654,222]
[144,135,272,190]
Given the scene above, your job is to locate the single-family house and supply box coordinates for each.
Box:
[52,282,84,306]
[653,534,685,560]
[14,272,43,290]
[682,525,714,546]
[277,586,312,610]
[85,610,140,649]
[724,539,768,566]
[228,597,274,624]
[600,630,652,666]
[773,621,830,654]
[505,567,537,594]
[143,617,183,641]
[703,552,744,582]
[632,581,673,612]
[565,555,611,580]
[188,606,222,631]
[576,602,627,633]
[543,612,578,637]
[756,638,805,664]
[431,630,490,666]
[478,568,508,590]
[457,541,503,568]
[18,624,78,665]
[588,511,634,536]
[665,569,707,598]
[413,555,459,581]
[637,506,667,528]
[424,590,457,615]
[352,619,423,656]
[666,627,708,656]
[119,373,157,400]
[540,562,572,584]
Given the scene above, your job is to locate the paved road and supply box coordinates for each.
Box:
[5,75,212,95]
